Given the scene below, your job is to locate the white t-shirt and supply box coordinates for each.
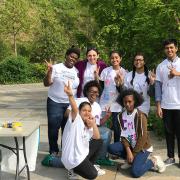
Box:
[124,71,150,115]
[48,63,79,103]
[156,56,180,109]
[121,109,137,148]
[67,97,102,125]
[61,113,93,170]
[81,62,97,97]
[99,66,126,112]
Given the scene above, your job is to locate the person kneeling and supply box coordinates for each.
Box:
[62,81,105,179]
[108,89,166,178]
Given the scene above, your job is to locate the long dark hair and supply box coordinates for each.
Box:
[130,53,150,85]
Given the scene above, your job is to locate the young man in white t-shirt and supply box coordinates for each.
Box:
[155,39,180,167]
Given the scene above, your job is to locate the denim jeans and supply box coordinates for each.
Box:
[98,126,112,159]
[108,142,154,178]
[47,97,69,154]
[112,112,121,142]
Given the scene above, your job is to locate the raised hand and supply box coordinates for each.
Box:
[44,59,53,72]
[86,115,96,128]
[149,69,156,85]
[94,65,100,81]
[114,70,124,86]
[64,81,73,96]
[105,106,112,119]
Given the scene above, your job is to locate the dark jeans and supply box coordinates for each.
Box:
[108,142,154,178]
[73,139,103,179]
[162,109,180,158]
[98,126,112,159]
[47,97,69,154]
[112,112,121,142]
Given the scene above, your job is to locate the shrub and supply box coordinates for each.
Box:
[31,63,46,81]
[148,111,165,138]
[0,56,34,84]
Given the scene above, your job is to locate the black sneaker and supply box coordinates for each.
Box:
[164,158,175,166]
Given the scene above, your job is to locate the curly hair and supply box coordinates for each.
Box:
[116,89,144,108]
[83,80,102,97]
[65,46,80,58]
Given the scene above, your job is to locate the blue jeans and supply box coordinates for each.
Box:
[98,126,112,159]
[47,97,69,153]
[112,112,120,142]
[108,142,154,178]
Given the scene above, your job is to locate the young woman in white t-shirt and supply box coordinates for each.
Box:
[99,50,127,142]
[61,81,104,179]
[43,47,80,155]
[116,52,156,116]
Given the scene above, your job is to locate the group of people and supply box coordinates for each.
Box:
[41,38,179,179]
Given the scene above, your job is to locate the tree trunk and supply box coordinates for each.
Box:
[13,32,17,57]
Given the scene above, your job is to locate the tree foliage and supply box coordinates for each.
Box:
[80,0,180,68]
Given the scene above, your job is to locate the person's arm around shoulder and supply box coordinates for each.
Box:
[43,60,53,87]
[64,81,78,121]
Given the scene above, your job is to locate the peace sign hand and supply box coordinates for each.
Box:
[44,59,53,72]
[105,106,112,119]
[114,71,124,86]
[149,69,156,85]
[94,65,100,81]
[64,81,73,97]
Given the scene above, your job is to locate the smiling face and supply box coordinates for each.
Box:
[87,86,99,104]
[64,52,79,68]
[134,55,145,71]
[123,95,135,113]
[164,43,178,60]
[86,50,99,65]
[110,52,122,67]
[79,104,92,122]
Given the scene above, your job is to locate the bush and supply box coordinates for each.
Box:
[148,111,165,138]
[31,63,46,81]
[0,56,35,84]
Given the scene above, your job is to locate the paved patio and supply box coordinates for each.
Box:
[0,83,180,180]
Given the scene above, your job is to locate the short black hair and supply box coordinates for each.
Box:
[83,80,102,97]
[86,47,99,55]
[79,101,91,111]
[116,89,144,108]
[163,39,178,48]
[65,46,80,58]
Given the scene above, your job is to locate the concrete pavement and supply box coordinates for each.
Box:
[0,83,180,180]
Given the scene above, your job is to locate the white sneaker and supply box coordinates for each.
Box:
[153,156,166,173]
[94,165,106,176]
[68,169,79,180]
[120,161,131,169]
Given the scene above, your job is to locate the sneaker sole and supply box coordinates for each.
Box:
[165,162,175,167]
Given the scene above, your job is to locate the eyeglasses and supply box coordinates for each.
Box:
[89,90,99,95]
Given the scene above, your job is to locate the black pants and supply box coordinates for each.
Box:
[163,109,180,158]
[74,139,103,179]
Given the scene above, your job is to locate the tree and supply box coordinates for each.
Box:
[80,0,180,68]
[0,0,35,56]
